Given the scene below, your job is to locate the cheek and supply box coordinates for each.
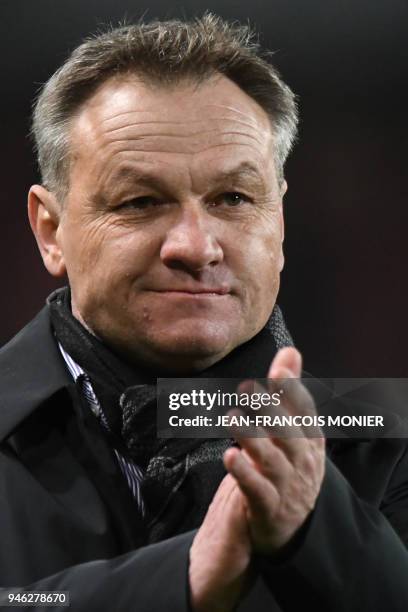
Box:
[231,222,283,325]
[59,215,109,276]
[61,217,159,298]
[232,218,283,284]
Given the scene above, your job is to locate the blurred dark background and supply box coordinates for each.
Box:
[1,0,407,376]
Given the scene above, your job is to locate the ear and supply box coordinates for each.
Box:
[280,179,288,199]
[28,185,66,277]
[278,180,287,271]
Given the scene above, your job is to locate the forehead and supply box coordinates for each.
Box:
[69,74,275,186]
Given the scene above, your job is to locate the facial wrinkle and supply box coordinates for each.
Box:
[100,102,263,127]
[101,116,259,132]
[104,127,265,147]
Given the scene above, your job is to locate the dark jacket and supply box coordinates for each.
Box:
[1,306,408,611]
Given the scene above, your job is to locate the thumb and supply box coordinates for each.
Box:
[268,347,302,379]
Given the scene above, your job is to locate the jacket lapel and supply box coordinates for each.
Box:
[0,305,71,441]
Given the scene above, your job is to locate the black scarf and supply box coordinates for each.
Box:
[48,287,294,542]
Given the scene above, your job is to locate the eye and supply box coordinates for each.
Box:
[214,192,251,207]
[118,196,162,210]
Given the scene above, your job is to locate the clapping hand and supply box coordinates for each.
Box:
[189,347,326,611]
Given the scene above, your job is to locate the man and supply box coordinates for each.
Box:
[1,14,408,611]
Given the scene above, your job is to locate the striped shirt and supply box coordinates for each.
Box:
[58,343,145,514]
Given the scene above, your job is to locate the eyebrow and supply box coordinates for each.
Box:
[105,161,265,193]
[106,166,164,189]
[211,162,265,188]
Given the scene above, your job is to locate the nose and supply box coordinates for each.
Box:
[160,204,223,272]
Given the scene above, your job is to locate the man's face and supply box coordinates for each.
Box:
[55,74,285,371]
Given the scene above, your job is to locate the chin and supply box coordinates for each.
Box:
[94,315,242,371]
[159,331,230,358]
[142,324,238,371]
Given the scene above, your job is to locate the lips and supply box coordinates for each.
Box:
[155,287,230,295]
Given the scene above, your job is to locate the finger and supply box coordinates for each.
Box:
[268,347,302,379]
[224,448,280,517]
[278,378,324,456]
[233,414,323,484]
[233,381,322,465]
[237,378,311,459]
[282,378,317,419]
[252,378,306,439]
[266,369,316,418]
[231,432,293,487]
[269,377,323,462]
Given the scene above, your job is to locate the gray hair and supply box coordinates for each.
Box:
[31,13,298,201]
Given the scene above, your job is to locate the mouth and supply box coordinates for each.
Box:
[154,288,230,297]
